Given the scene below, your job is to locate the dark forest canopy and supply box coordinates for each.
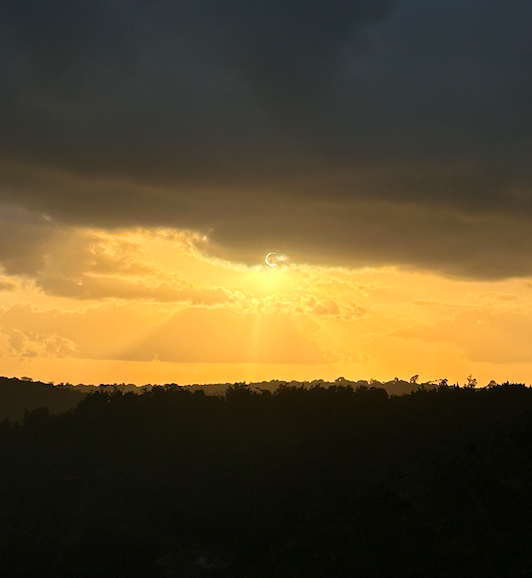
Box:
[2,382,532,577]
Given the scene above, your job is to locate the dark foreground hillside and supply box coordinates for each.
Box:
[2,384,532,577]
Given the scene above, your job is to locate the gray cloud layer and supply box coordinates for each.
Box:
[1,0,532,278]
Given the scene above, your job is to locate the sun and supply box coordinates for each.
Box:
[265,252,287,267]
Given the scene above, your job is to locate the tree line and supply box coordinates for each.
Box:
[1,381,532,577]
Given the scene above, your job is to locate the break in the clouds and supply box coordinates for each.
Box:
[1,0,532,278]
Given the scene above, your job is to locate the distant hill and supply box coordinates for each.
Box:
[0,376,436,421]
[0,377,87,422]
[183,377,436,396]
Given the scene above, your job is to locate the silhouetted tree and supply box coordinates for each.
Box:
[466,374,478,388]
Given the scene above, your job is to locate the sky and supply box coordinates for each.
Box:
[0,0,532,385]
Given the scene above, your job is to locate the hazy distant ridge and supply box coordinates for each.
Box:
[0,376,439,421]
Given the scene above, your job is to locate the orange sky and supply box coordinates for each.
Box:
[1,226,532,386]
[1,1,532,388]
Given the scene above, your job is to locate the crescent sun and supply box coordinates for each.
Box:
[265,252,278,267]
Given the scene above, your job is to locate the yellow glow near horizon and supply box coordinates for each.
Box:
[2,226,532,386]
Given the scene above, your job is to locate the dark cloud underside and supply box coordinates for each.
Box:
[1,0,532,278]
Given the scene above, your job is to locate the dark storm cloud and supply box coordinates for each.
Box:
[0,204,57,275]
[1,0,532,278]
